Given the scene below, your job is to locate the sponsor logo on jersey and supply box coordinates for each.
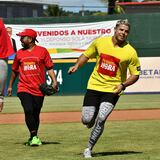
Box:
[98,53,120,77]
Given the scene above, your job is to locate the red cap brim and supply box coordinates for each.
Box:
[16,32,38,42]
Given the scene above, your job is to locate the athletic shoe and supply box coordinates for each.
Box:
[25,138,32,146]
[30,136,42,146]
[83,148,92,158]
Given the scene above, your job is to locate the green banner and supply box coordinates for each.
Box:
[6,62,95,96]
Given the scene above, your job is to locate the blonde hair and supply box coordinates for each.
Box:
[115,19,130,30]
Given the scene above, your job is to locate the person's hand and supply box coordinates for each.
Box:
[0,96,4,112]
[7,87,12,96]
[0,102,3,112]
[52,83,59,93]
[114,84,124,94]
[68,65,78,75]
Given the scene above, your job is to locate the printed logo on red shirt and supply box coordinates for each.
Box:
[21,57,40,76]
[98,54,120,77]
[23,62,37,71]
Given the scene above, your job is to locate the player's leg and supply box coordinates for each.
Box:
[28,95,44,146]
[81,89,100,128]
[88,102,115,150]
[82,106,97,128]
[82,89,101,158]
[0,59,8,111]
[17,92,41,145]
[17,92,34,131]
[32,95,44,134]
[84,92,119,158]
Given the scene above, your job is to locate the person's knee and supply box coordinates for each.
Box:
[98,102,114,121]
[81,106,95,125]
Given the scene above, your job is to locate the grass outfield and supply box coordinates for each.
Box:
[1,94,160,160]
[2,94,160,113]
[0,120,160,160]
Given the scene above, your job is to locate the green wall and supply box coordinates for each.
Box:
[6,62,95,96]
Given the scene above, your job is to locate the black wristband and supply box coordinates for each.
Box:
[121,83,126,90]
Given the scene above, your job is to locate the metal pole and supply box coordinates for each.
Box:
[82,4,84,16]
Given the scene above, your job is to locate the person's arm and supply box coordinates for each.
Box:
[68,54,89,74]
[47,69,58,91]
[114,75,139,94]
[7,71,18,96]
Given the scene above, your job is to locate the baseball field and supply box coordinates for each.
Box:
[0,94,160,160]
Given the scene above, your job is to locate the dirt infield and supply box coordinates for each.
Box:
[0,109,160,124]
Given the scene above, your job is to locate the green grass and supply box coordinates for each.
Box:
[0,120,160,160]
[117,94,160,109]
[1,94,160,160]
[3,94,160,113]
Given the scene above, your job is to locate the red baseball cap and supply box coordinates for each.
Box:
[16,28,38,42]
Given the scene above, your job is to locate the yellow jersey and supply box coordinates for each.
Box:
[83,36,141,93]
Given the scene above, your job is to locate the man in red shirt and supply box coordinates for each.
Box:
[7,28,58,146]
[0,18,14,111]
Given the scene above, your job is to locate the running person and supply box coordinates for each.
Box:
[68,20,141,158]
[0,18,14,111]
[7,28,58,146]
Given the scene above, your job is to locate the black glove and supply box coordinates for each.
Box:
[39,83,57,96]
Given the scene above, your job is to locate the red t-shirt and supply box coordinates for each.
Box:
[0,18,14,58]
[12,45,53,96]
